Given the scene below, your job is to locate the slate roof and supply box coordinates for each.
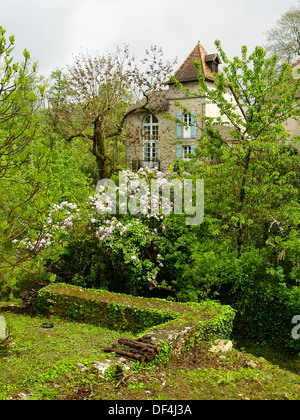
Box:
[171,42,222,83]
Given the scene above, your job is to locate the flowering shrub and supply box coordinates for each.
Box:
[15,201,80,253]
[94,217,164,292]
[90,168,176,217]
[12,201,81,295]
[45,167,199,297]
[13,167,203,299]
[79,168,182,295]
[16,202,80,252]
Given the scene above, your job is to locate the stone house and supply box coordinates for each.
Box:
[125,43,300,172]
[125,42,241,171]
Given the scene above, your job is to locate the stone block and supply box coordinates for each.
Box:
[0,315,6,340]
[209,339,233,353]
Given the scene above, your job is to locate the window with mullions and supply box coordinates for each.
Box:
[143,114,159,163]
[176,112,197,139]
[183,114,192,138]
[176,144,196,160]
[183,145,192,157]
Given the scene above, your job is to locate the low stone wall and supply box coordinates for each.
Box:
[37,283,235,356]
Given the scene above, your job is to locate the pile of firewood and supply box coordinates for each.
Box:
[103,335,160,362]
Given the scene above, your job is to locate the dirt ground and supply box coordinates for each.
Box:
[62,343,262,400]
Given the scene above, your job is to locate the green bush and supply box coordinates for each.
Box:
[186,244,300,352]
[37,166,299,352]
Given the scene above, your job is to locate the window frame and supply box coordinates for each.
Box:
[142,114,159,162]
[176,112,197,139]
[183,145,192,158]
[183,114,192,138]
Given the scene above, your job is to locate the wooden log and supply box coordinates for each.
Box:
[137,335,152,343]
[103,348,145,362]
[103,335,160,363]
[103,348,115,352]
[145,352,156,361]
[118,338,160,353]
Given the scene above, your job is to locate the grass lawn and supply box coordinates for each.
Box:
[1,309,300,400]
[0,311,135,399]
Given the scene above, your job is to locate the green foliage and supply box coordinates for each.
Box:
[168,42,300,350]
[0,27,53,298]
[47,137,97,204]
[2,29,299,354]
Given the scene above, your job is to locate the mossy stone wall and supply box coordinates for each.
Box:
[37,283,235,354]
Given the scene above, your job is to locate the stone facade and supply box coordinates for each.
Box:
[126,81,209,171]
[283,115,300,151]
[125,46,300,172]
[125,42,238,171]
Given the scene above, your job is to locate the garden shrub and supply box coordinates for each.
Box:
[48,168,203,298]
[13,166,300,352]
[188,245,300,352]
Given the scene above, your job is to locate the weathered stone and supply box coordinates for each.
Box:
[0,315,6,340]
[282,392,290,400]
[37,283,236,360]
[90,360,113,377]
[209,339,233,353]
[77,363,88,373]
[246,360,258,369]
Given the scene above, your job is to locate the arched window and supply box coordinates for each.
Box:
[142,114,159,165]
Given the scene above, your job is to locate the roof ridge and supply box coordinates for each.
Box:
[175,43,202,76]
[172,41,216,84]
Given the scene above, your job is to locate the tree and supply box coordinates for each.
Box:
[47,46,176,180]
[0,27,53,297]
[171,41,300,258]
[265,5,300,65]
[168,42,300,349]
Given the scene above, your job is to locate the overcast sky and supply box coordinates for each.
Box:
[1,0,298,77]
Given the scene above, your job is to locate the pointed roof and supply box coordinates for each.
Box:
[171,42,221,83]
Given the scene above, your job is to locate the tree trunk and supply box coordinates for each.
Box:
[93,119,109,180]
[96,154,108,181]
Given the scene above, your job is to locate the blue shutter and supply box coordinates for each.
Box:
[176,145,182,159]
[191,112,197,138]
[176,113,182,138]
[191,145,196,155]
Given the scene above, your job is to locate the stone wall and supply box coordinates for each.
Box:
[125,80,244,171]
[126,82,207,171]
[37,283,235,357]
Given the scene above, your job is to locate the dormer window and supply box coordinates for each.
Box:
[212,62,218,73]
[205,54,221,74]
